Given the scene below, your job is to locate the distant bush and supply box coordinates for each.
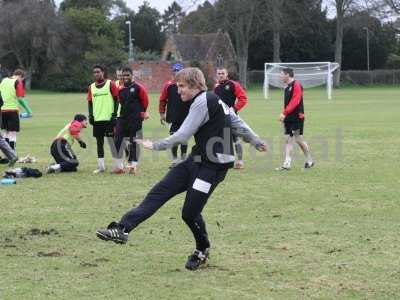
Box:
[36,65,92,92]
[248,69,400,86]
[386,53,400,69]
[134,48,161,61]
[341,70,400,85]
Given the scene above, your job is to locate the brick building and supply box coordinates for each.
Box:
[130,30,236,91]
[130,61,172,92]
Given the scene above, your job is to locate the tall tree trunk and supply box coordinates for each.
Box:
[234,31,249,88]
[24,70,32,90]
[217,0,258,88]
[272,29,281,62]
[334,12,344,87]
[237,51,248,88]
[271,0,282,63]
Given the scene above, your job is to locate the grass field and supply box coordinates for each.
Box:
[0,86,399,300]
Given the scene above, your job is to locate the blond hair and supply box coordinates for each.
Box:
[175,67,207,91]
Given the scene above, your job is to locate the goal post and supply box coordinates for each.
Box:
[263,62,340,100]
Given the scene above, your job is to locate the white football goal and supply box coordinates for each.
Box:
[263,62,340,100]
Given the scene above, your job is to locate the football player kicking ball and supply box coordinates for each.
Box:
[96,68,267,271]
[46,114,87,173]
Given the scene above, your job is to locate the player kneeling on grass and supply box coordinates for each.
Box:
[96,68,267,271]
[46,114,87,174]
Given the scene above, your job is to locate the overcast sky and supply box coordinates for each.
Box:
[124,0,173,13]
[54,0,206,13]
[54,1,337,16]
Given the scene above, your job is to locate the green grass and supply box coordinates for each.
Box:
[1,86,399,299]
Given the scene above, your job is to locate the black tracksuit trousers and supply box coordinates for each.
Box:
[120,156,228,251]
[50,139,79,172]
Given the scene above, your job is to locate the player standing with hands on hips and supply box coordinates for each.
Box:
[96,68,267,271]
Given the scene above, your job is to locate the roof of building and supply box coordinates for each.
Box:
[163,30,235,62]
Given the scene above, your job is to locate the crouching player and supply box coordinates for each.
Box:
[0,92,17,166]
[0,131,17,167]
[46,114,87,173]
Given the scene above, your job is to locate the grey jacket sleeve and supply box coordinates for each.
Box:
[153,93,209,150]
[230,110,264,147]
[0,136,16,160]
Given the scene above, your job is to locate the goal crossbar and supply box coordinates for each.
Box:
[263,62,340,100]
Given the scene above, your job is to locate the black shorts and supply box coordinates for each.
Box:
[1,111,20,132]
[284,119,304,136]
[115,118,142,138]
[93,121,114,138]
[170,121,183,134]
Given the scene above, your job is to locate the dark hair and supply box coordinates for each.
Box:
[121,66,133,74]
[92,65,104,72]
[13,69,25,77]
[74,114,87,122]
[282,68,294,78]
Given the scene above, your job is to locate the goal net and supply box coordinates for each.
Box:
[263,62,340,100]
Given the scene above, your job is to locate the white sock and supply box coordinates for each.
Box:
[8,131,17,143]
[51,164,61,172]
[283,158,292,168]
[128,161,138,168]
[112,158,124,170]
[98,158,105,170]
[118,159,124,169]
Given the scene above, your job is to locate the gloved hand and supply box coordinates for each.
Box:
[89,115,94,125]
[78,140,87,149]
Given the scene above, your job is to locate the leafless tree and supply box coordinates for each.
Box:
[330,0,385,85]
[330,0,357,86]
[264,0,286,62]
[216,0,264,87]
[0,0,60,88]
[384,0,400,12]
